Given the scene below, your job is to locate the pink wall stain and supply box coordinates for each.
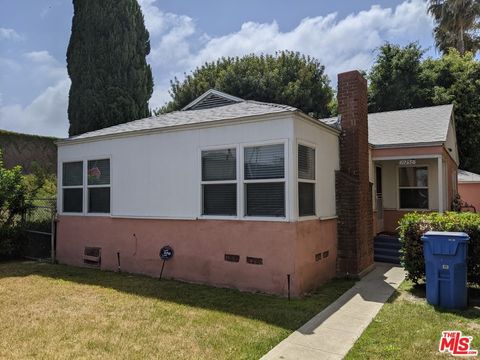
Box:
[56,216,337,297]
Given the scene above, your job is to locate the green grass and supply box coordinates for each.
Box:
[0,261,353,359]
[346,281,480,360]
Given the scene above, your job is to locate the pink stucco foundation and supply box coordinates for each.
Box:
[56,216,337,297]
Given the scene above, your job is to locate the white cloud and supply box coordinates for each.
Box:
[24,50,56,63]
[1,0,435,137]
[0,77,70,137]
[141,0,433,108]
[0,51,69,137]
[0,27,22,41]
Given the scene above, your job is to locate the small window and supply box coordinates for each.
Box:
[244,144,285,217]
[399,167,428,209]
[87,159,110,213]
[62,161,83,213]
[201,149,237,216]
[298,145,316,216]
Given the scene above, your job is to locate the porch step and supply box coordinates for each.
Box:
[374,233,401,264]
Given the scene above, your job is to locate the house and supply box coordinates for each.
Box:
[458,170,480,212]
[56,71,459,296]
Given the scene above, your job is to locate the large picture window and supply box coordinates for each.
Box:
[87,159,111,213]
[244,144,285,217]
[201,148,237,216]
[62,161,83,213]
[298,144,316,216]
[399,166,428,209]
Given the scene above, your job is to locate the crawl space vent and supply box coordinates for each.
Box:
[84,247,101,266]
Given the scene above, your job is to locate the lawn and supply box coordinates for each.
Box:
[0,261,353,360]
[346,281,480,359]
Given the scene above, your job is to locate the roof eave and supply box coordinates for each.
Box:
[56,110,294,146]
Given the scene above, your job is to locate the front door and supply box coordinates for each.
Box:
[376,166,384,232]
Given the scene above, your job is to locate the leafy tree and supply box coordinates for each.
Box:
[368,43,480,173]
[428,0,480,55]
[368,43,431,113]
[422,50,480,172]
[67,0,153,136]
[159,51,334,118]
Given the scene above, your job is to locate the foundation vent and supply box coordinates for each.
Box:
[84,247,101,266]
[246,256,263,265]
[315,253,322,262]
[323,250,329,259]
[224,254,240,262]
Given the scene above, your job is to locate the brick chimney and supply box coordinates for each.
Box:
[335,70,374,277]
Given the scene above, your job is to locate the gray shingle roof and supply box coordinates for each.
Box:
[367,104,453,147]
[318,104,453,147]
[458,170,480,183]
[68,101,298,141]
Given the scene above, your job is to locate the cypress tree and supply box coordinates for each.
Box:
[67,0,153,136]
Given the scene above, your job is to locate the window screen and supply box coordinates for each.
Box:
[245,183,285,217]
[63,188,83,213]
[298,145,315,180]
[87,159,110,185]
[298,182,315,216]
[244,144,284,179]
[202,149,236,181]
[298,144,316,216]
[203,184,237,216]
[399,167,428,209]
[87,159,111,213]
[201,148,237,216]
[63,161,83,186]
[62,161,83,213]
[88,187,110,213]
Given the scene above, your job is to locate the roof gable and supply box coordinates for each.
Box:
[368,104,453,147]
[182,89,244,110]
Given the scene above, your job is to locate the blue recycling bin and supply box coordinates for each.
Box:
[421,231,469,309]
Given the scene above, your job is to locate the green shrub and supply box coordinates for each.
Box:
[399,212,480,286]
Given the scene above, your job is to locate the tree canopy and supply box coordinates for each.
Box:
[158,51,334,119]
[428,0,480,55]
[67,0,153,136]
[368,43,480,173]
[368,43,430,113]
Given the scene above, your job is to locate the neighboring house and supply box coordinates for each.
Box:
[458,170,480,212]
[55,71,459,296]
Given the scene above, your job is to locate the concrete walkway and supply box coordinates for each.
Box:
[261,263,406,360]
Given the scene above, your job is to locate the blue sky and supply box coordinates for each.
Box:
[0,0,436,137]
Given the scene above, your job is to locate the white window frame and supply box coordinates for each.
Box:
[397,164,430,210]
[61,160,84,215]
[297,140,317,219]
[241,139,288,221]
[86,157,112,216]
[199,144,240,220]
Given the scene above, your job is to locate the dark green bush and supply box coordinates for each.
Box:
[0,227,24,259]
[399,212,480,286]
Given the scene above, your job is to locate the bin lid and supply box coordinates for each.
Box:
[422,231,470,240]
[421,231,469,255]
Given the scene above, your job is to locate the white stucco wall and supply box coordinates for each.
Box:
[58,115,339,222]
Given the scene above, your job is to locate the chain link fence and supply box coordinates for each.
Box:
[23,198,56,261]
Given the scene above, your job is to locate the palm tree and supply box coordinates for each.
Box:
[428,0,480,55]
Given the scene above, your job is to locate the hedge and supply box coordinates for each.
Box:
[399,212,480,286]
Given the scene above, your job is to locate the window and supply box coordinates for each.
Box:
[201,149,237,216]
[62,161,83,213]
[87,159,110,213]
[244,144,285,217]
[399,166,428,209]
[298,144,316,216]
